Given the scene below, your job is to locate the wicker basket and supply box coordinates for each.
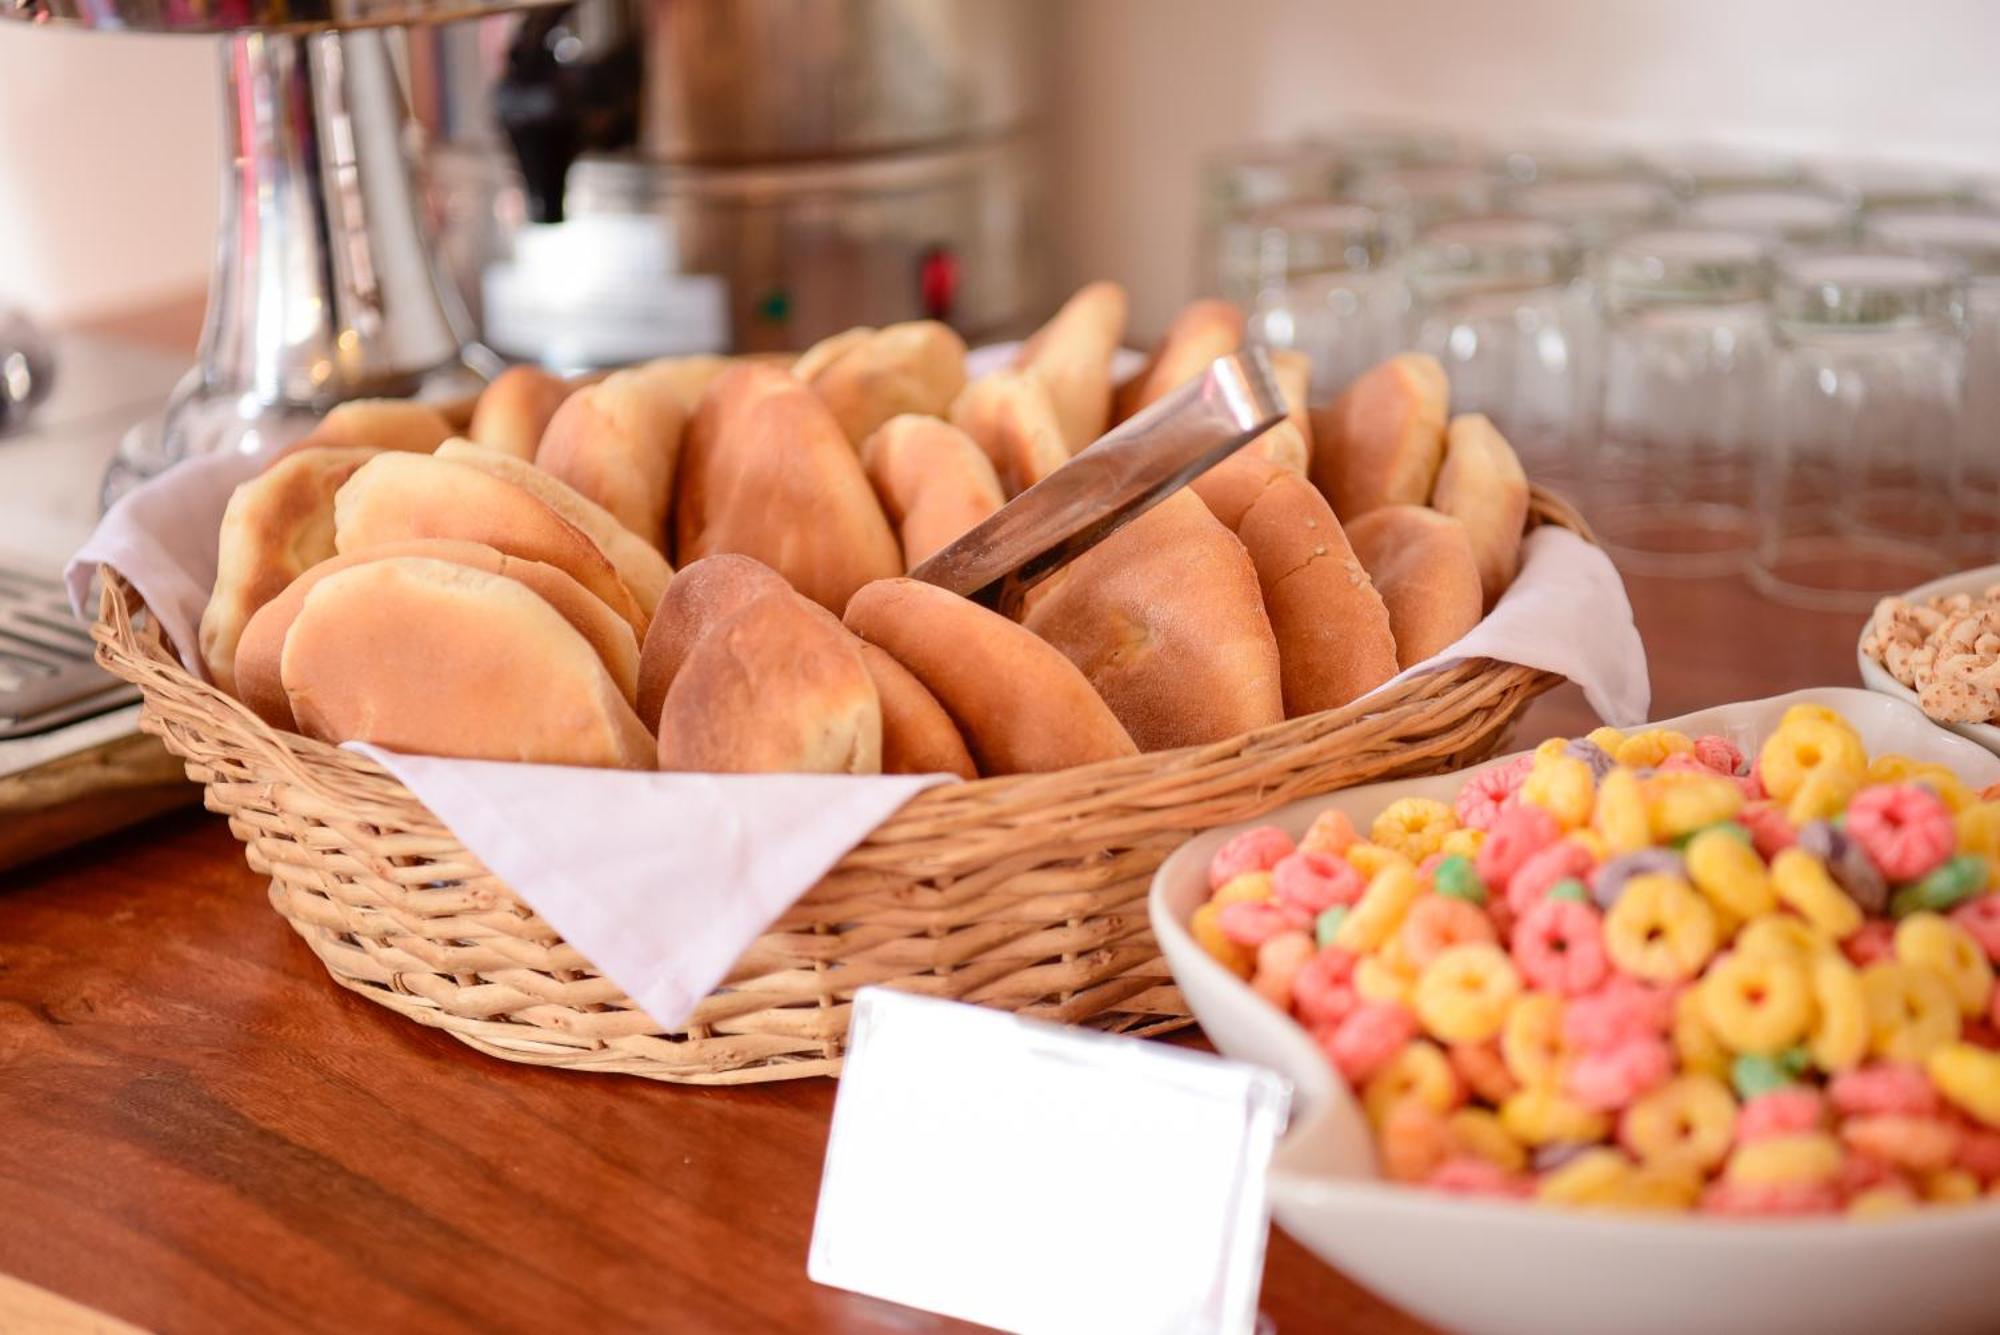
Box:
[92,489,1590,1084]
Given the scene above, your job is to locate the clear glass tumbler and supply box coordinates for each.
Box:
[1506,178,1679,252]
[1649,143,1802,199]
[1405,216,1590,489]
[1198,141,1347,293]
[1589,229,1771,576]
[1755,252,1968,610]
[1864,211,2000,560]
[1811,160,1976,215]
[1681,188,1856,248]
[1216,201,1399,393]
[1355,164,1507,249]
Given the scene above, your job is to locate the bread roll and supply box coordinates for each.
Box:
[1015,281,1127,452]
[1432,413,1530,608]
[947,371,1069,497]
[857,642,976,778]
[794,321,969,447]
[334,451,647,635]
[432,439,671,615]
[674,364,902,612]
[1112,299,1245,422]
[467,366,572,460]
[1021,490,1282,750]
[859,415,1006,570]
[198,445,378,695]
[844,578,1136,774]
[1309,353,1449,521]
[1192,450,1399,716]
[534,369,685,551]
[236,538,641,730]
[280,557,654,768]
[1345,505,1484,668]
[1271,348,1316,466]
[635,553,792,731]
[1253,420,1309,474]
[657,590,882,775]
[632,354,735,413]
[303,398,454,454]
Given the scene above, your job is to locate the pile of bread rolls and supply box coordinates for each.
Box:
[194,282,1529,777]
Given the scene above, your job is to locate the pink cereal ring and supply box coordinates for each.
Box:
[1840,1115,1962,1176]
[1292,947,1361,1029]
[1563,976,1673,1049]
[1511,897,1611,997]
[1379,1102,1456,1183]
[1693,734,1746,777]
[1951,895,2000,964]
[1477,804,1563,890]
[1449,1041,1520,1105]
[1455,755,1533,832]
[1217,898,1306,948]
[1564,1035,1674,1111]
[1209,825,1296,889]
[1845,783,1954,881]
[1322,1001,1418,1084]
[1399,894,1499,968]
[1955,1122,2000,1179]
[1506,839,1598,916]
[1427,1156,1531,1197]
[1735,1088,1827,1144]
[1700,1181,1840,1217]
[1273,849,1365,915]
[1836,1153,1897,1197]
[1737,801,1797,861]
[1657,753,1714,778]
[1842,919,1898,967]
[1828,1063,1942,1119]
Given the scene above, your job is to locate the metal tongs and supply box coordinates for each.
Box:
[910,348,1288,618]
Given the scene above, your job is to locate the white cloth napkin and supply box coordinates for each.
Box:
[65,406,1648,1030]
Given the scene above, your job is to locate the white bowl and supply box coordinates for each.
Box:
[1856,562,2000,756]
[1151,688,2000,1335]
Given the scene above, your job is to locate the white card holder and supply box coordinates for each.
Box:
[810,989,1291,1335]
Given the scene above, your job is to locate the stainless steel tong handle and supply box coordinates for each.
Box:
[910,347,1288,617]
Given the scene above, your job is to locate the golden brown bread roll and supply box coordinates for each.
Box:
[432,438,672,615]
[334,451,648,636]
[844,578,1136,775]
[856,642,977,779]
[793,321,969,447]
[859,415,1006,570]
[1191,450,1400,716]
[1020,490,1282,750]
[1253,420,1310,475]
[1431,413,1530,608]
[280,557,654,768]
[467,366,573,461]
[635,553,792,732]
[947,371,1070,497]
[674,364,902,612]
[1309,353,1449,521]
[657,589,883,775]
[534,369,686,551]
[631,354,736,413]
[198,445,379,695]
[1345,504,1484,669]
[1271,348,1316,467]
[1014,281,1127,453]
[236,538,642,731]
[302,398,455,454]
[1112,299,1245,422]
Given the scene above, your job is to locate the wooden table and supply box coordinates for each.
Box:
[0,297,1874,1333]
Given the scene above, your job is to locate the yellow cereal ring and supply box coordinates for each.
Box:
[1564,829,1609,863]
[1620,1162,1703,1212]
[1440,827,1485,859]
[1534,737,1571,763]
[1958,802,2000,856]
[1725,1132,1844,1186]
[1414,942,1522,1044]
[1371,797,1459,862]
[1646,772,1745,841]
[1190,902,1254,976]
[1809,951,1870,1073]
[1212,871,1275,907]
[1925,1169,1982,1205]
[1502,1084,1611,1147]
[1759,715,1866,802]
[1591,767,1652,854]
[1896,913,1995,1017]
[1847,1185,1919,1220]
[1673,985,1731,1079]
[1735,913,1833,965]
[1336,863,1424,953]
[1926,1042,2000,1127]
[1346,841,1413,880]
[1537,1148,1635,1208]
[1521,754,1596,830]
[1502,993,1567,1088]
[1604,873,1719,983]
[1779,704,1848,731]
[1701,952,1813,1053]
[1620,1074,1737,1172]
[1614,729,1694,769]
[1907,764,1975,813]
[1355,955,1416,1005]
[1862,963,1962,1064]
[1686,826,1778,922]
[1787,764,1864,826]
[1771,848,1865,940]
[1448,1107,1527,1173]
[1362,1039,1460,1126]
[1586,726,1628,754]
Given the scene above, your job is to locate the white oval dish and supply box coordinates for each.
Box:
[1150,688,2000,1335]
[1856,562,2000,756]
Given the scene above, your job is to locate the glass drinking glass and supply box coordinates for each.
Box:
[1810,160,1976,215]
[1198,141,1347,292]
[1216,201,1398,395]
[1328,121,1468,174]
[1755,252,1968,610]
[1493,139,1645,186]
[1506,178,1679,252]
[1864,210,2000,560]
[1404,216,1589,489]
[1588,229,1771,576]
[1680,188,1856,248]
[1354,164,1506,249]
[1649,143,1802,199]
[0,306,55,437]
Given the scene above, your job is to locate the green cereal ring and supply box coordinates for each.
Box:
[1732,1051,1793,1101]
[1433,854,1487,905]
[1315,906,1350,950]
[1547,878,1589,904]
[1890,855,1985,918]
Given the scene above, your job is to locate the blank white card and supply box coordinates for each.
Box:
[810,988,1291,1335]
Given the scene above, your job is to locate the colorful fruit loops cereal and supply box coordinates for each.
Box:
[1193,707,2000,1218]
